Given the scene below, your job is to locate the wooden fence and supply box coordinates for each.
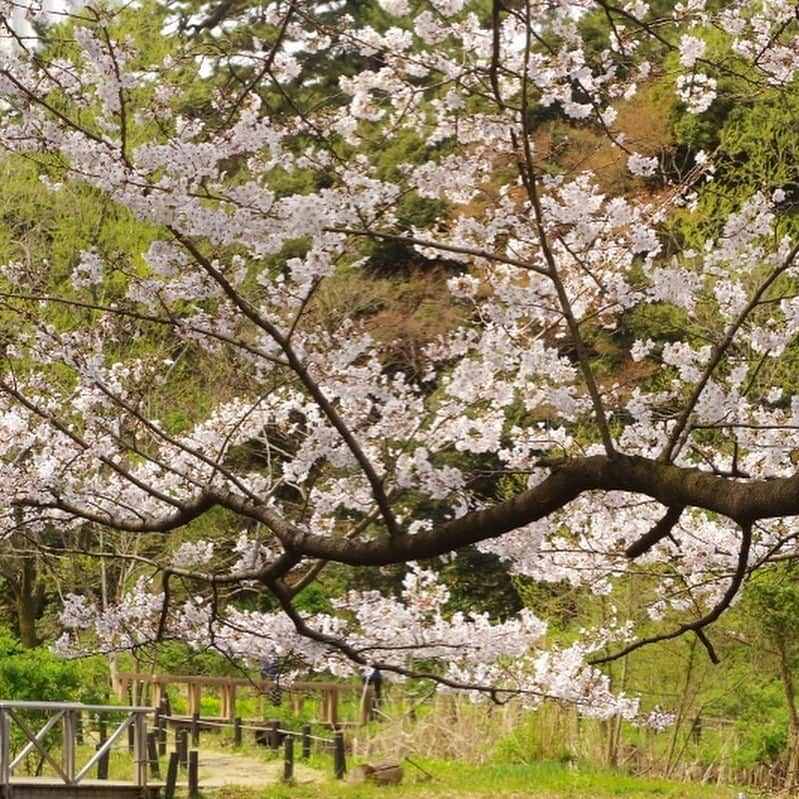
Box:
[0,700,154,799]
[148,714,346,788]
[113,672,375,726]
[0,696,354,799]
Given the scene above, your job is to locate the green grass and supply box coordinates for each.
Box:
[204,759,743,799]
[19,731,744,798]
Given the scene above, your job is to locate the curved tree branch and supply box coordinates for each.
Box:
[27,454,799,572]
[590,521,753,665]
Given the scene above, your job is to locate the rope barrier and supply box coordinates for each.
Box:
[154,713,336,743]
[276,728,333,743]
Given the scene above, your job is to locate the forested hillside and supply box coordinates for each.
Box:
[3,0,799,785]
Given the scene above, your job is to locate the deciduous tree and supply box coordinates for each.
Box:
[1,0,799,719]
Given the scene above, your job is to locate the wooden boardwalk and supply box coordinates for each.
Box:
[6,777,160,799]
[0,701,156,799]
[0,683,356,797]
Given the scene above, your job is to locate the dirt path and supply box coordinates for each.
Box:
[191,750,325,787]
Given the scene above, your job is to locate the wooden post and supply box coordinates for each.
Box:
[283,735,294,782]
[321,690,331,724]
[147,731,160,779]
[269,719,281,752]
[152,683,163,710]
[221,684,236,721]
[334,730,346,779]
[96,725,109,780]
[134,710,148,787]
[0,708,11,787]
[112,673,128,700]
[158,713,167,756]
[164,752,179,799]
[128,721,135,754]
[291,692,304,716]
[96,743,109,780]
[63,709,77,784]
[233,717,242,747]
[191,712,200,746]
[301,724,311,760]
[323,690,339,726]
[188,750,199,799]
[360,685,376,725]
[177,729,188,770]
[188,684,201,717]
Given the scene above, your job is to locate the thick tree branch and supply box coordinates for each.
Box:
[245,456,799,566]
[29,454,799,571]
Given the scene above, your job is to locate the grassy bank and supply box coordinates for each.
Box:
[208,759,744,799]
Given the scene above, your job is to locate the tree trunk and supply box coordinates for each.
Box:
[607,579,635,769]
[13,557,44,648]
[665,637,697,778]
[777,634,799,791]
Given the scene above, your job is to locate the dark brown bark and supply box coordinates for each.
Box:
[3,555,45,648]
[40,453,799,569]
[15,561,43,649]
[254,454,799,567]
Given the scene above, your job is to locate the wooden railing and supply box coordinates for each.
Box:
[112,672,368,726]
[0,701,154,788]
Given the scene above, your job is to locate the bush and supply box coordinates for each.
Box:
[0,629,109,704]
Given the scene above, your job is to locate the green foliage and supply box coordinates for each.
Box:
[746,563,799,639]
[438,548,522,622]
[151,641,243,678]
[624,302,693,346]
[513,576,582,632]
[294,582,335,615]
[733,703,788,767]
[492,711,573,765]
[0,628,109,704]
[670,78,735,155]
[671,75,799,244]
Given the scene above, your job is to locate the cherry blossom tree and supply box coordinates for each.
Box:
[2,0,799,719]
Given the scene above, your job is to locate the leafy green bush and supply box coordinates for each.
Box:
[0,629,108,704]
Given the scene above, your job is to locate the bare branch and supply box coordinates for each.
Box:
[327,226,550,276]
[661,238,799,463]
[625,505,684,559]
